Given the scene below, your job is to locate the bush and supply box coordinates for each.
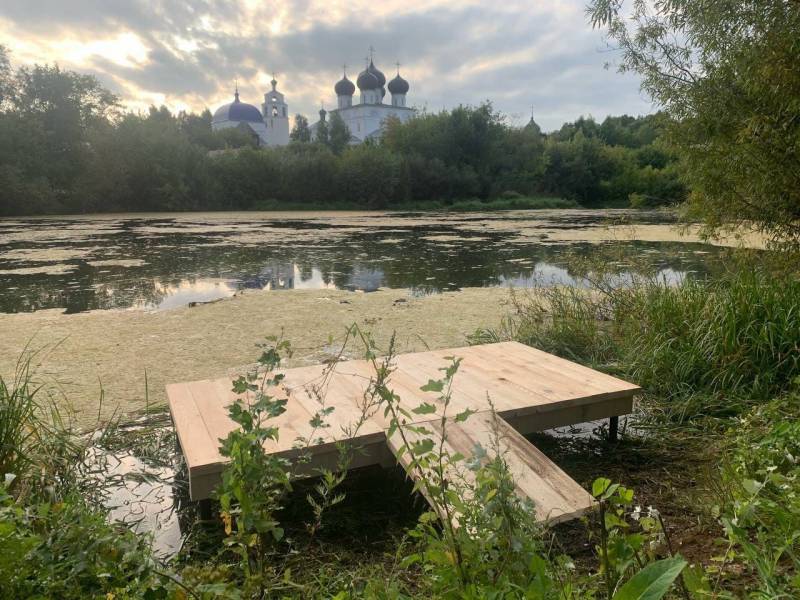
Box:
[717,395,800,596]
[0,483,168,599]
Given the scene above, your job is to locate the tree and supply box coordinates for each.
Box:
[290,114,311,142]
[588,0,800,250]
[315,118,329,146]
[179,109,216,148]
[327,112,350,155]
[0,45,12,110]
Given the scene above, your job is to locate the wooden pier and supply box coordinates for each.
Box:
[167,341,639,524]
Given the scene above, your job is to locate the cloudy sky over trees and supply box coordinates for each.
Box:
[0,0,653,130]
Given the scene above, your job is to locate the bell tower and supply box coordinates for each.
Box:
[262,75,289,146]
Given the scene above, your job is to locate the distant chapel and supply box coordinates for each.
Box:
[211,77,290,147]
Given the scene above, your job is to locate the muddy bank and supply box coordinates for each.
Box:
[0,287,512,427]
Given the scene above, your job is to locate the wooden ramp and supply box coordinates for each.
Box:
[388,411,595,525]
[167,341,639,522]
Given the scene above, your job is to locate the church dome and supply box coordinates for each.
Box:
[335,75,355,96]
[388,74,409,94]
[212,91,263,124]
[357,69,380,90]
[367,60,386,87]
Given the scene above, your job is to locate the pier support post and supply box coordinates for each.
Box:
[608,416,619,442]
[198,498,213,521]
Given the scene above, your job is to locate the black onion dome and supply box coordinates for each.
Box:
[335,75,355,96]
[388,74,409,94]
[367,60,386,87]
[357,68,380,90]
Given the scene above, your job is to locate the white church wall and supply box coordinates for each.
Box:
[262,82,290,146]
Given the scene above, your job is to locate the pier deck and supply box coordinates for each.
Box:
[167,341,639,522]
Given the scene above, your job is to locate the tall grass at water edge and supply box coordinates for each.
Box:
[474,269,800,420]
[0,357,85,497]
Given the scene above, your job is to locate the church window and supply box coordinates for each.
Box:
[272,106,278,116]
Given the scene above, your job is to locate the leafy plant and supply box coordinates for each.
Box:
[714,395,800,597]
[0,475,176,599]
[215,337,294,589]
[591,477,688,599]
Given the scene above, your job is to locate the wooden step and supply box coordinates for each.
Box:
[387,411,595,525]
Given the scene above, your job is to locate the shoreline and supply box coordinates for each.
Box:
[2,203,675,221]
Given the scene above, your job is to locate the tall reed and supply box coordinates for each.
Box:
[617,270,800,400]
[0,357,42,481]
[476,268,800,417]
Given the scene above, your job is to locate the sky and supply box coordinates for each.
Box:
[0,0,654,131]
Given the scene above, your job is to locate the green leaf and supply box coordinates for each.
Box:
[420,379,444,393]
[411,438,435,455]
[454,408,476,422]
[592,477,612,497]
[612,556,687,600]
[741,479,762,495]
[601,483,621,501]
[682,564,711,595]
[444,358,462,378]
[231,377,249,394]
[412,402,437,415]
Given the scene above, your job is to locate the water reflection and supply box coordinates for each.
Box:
[0,211,731,313]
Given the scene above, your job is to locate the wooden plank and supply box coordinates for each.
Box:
[166,383,220,472]
[387,411,595,525]
[504,395,634,435]
[468,413,594,523]
[489,343,637,396]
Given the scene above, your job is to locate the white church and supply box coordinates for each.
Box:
[211,52,414,146]
[310,56,414,143]
[211,77,290,147]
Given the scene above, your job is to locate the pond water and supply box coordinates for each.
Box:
[0,209,731,314]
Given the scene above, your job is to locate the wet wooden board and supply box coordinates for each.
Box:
[167,341,639,502]
[387,411,595,525]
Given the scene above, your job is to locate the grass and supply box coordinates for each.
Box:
[475,268,800,422]
[616,272,800,401]
[0,358,40,479]
[398,195,579,211]
[249,195,578,212]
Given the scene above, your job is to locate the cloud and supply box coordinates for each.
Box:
[0,0,652,129]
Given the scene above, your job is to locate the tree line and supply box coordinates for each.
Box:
[0,45,686,216]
